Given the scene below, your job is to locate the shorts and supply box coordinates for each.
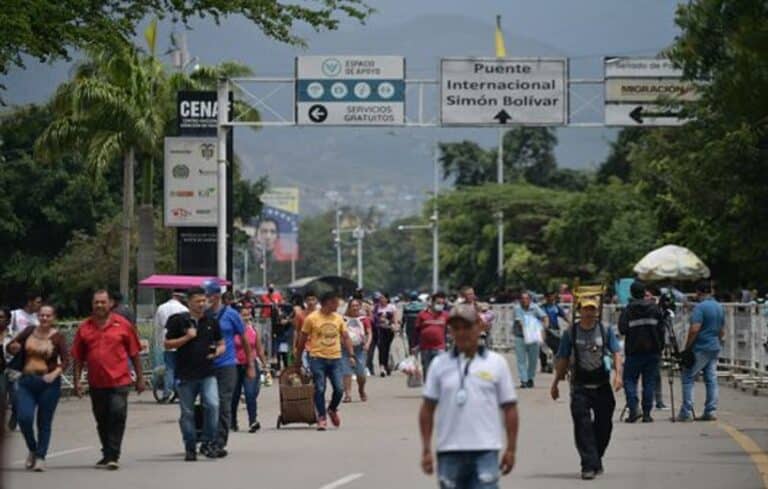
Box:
[342,345,367,377]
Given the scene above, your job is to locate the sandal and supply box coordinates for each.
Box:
[342,396,352,403]
[359,392,368,402]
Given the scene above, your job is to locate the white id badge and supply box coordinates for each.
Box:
[456,388,468,406]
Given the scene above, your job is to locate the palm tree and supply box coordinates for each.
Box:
[36,37,258,303]
[36,42,164,299]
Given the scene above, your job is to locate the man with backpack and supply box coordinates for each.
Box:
[619,280,666,423]
[551,299,623,480]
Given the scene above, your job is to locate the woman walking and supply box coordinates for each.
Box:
[342,299,372,402]
[6,304,68,472]
[231,304,268,433]
[374,294,399,377]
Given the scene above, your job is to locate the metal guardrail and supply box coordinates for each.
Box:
[487,303,768,389]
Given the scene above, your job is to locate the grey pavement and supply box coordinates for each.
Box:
[4,353,768,489]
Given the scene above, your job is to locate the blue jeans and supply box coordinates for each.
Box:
[163,351,177,397]
[437,450,500,489]
[514,338,539,383]
[623,353,660,415]
[308,356,343,418]
[231,364,260,427]
[16,375,61,459]
[421,349,443,381]
[679,350,719,418]
[177,376,219,452]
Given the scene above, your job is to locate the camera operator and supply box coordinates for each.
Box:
[618,280,665,423]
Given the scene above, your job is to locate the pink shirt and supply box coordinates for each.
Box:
[234,324,257,365]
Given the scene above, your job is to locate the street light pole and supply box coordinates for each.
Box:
[261,241,267,288]
[432,144,440,293]
[353,226,364,288]
[496,128,505,285]
[335,205,342,277]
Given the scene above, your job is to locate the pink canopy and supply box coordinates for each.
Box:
[138,274,231,289]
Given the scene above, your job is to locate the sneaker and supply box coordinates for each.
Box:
[200,443,218,459]
[698,413,718,421]
[106,460,119,471]
[232,423,239,432]
[519,383,528,389]
[214,446,228,458]
[527,380,534,388]
[184,451,197,462]
[25,453,35,470]
[677,414,694,422]
[642,414,654,423]
[656,403,670,410]
[328,409,341,428]
[32,459,46,472]
[596,467,604,476]
[380,372,386,378]
[248,421,261,433]
[94,457,109,469]
[581,470,596,480]
[317,417,327,431]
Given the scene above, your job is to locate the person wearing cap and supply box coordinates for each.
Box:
[202,279,255,457]
[618,280,666,423]
[154,290,188,402]
[551,299,623,480]
[419,304,519,488]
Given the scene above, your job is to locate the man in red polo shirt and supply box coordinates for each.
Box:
[72,290,145,471]
[415,292,450,381]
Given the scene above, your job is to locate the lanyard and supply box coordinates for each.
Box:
[456,355,474,391]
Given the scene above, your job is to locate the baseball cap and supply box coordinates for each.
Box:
[579,298,599,309]
[201,279,222,296]
[447,304,479,326]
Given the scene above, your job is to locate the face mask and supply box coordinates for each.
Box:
[268,288,274,294]
[433,304,445,312]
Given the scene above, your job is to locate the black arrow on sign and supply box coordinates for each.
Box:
[629,106,681,124]
[494,109,511,124]
[308,104,328,123]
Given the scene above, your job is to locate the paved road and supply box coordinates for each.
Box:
[4,354,768,489]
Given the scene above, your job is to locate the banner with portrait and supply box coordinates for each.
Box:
[253,187,299,262]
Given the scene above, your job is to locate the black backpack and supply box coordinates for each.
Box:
[571,323,610,386]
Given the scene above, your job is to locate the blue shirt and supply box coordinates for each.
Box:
[690,298,725,353]
[208,305,246,368]
[513,303,547,337]
[542,303,567,331]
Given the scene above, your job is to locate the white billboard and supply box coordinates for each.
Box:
[164,137,218,227]
[441,57,568,126]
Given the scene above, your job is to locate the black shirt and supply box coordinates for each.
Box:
[165,312,222,381]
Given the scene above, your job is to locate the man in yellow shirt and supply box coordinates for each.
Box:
[295,292,356,431]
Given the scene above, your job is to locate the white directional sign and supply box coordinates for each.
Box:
[440,58,568,126]
[296,56,405,126]
[604,57,697,126]
[164,137,218,227]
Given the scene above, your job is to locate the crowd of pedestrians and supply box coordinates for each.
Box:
[0,278,730,487]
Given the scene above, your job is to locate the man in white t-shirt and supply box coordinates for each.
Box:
[154,290,188,401]
[419,304,519,489]
[6,292,42,431]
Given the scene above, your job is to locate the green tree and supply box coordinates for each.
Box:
[0,105,121,309]
[0,0,372,85]
[437,183,570,293]
[439,127,559,187]
[545,180,658,281]
[597,128,644,183]
[627,0,768,287]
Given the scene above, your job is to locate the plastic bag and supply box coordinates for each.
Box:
[522,315,543,345]
[399,355,423,388]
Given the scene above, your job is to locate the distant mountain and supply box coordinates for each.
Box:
[2,13,618,217]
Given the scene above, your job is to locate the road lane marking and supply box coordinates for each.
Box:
[12,446,94,465]
[318,473,364,489]
[718,421,768,488]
